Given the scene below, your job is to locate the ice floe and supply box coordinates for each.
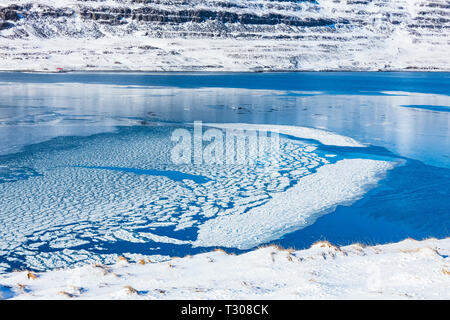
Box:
[203,123,365,147]
[195,159,396,249]
[0,123,396,272]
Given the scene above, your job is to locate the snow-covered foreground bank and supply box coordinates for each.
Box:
[1,238,449,300]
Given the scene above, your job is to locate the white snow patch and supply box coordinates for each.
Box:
[0,238,448,299]
[202,123,365,147]
[195,159,396,249]
[139,233,192,245]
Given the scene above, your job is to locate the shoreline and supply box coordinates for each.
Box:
[1,237,449,299]
[0,69,449,74]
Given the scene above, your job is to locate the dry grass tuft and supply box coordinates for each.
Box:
[124,285,138,295]
[71,286,83,295]
[16,284,27,293]
[138,259,146,265]
[117,256,128,263]
[27,272,38,280]
[258,244,284,251]
[58,291,75,298]
[214,248,228,254]
[442,268,450,276]
[400,248,421,254]
[400,247,439,255]
[285,248,296,262]
[270,244,284,251]
[93,264,112,275]
[312,240,339,250]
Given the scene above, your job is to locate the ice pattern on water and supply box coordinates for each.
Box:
[0,124,332,272]
[0,165,42,183]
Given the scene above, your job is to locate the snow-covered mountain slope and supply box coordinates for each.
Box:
[1,238,449,299]
[0,0,449,71]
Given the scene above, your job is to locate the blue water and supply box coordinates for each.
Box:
[74,166,210,184]
[0,72,449,272]
[277,159,450,248]
[400,105,450,113]
[2,72,450,95]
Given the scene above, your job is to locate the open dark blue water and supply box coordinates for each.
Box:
[0,72,449,272]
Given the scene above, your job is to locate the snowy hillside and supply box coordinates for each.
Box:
[0,0,449,71]
[1,238,449,299]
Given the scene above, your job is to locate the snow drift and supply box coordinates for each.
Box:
[1,238,449,299]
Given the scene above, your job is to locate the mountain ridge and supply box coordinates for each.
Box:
[0,0,449,71]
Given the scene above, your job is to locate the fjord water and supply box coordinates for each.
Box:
[0,72,449,272]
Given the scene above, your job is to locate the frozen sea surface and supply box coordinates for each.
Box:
[0,72,449,273]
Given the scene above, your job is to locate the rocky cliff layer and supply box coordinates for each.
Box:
[0,0,449,71]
